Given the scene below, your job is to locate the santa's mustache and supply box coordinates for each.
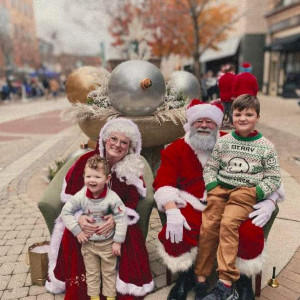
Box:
[190,127,213,137]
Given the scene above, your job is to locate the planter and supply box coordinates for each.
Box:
[78,115,185,148]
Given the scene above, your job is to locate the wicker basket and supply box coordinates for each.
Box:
[28,241,49,286]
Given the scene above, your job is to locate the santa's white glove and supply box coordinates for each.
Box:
[249,199,276,228]
[165,208,191,243]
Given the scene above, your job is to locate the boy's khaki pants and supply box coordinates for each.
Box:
[194,185,256,282]
[81,238,117,297]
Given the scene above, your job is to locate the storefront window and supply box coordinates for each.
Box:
[283,52,300,97]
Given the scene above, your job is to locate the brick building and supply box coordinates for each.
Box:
[0,0,40,75]
[56,53,102,76]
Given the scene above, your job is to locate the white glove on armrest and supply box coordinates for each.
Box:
[249,199,276,228]
[165,208,191,243]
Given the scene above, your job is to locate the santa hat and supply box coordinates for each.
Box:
[183,99,224,132]
[99,118,142,155]
[240,62,252,73]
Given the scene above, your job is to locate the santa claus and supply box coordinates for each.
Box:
[153,99,284,300]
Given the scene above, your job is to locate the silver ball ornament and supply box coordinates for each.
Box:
[108,60,165,116]
[168,71,201,100]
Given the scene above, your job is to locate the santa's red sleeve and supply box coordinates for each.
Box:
[153,142,187,211]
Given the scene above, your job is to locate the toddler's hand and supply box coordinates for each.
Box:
[112,242,121,256]
[76,231,88,244]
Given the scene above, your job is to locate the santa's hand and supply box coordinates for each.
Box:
[165,208,191,243]
[249,199,276,228]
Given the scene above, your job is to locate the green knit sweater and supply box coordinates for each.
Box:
[204,131,281,201]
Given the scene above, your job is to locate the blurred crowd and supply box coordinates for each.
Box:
[0,74,66,103]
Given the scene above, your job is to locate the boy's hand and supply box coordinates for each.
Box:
[112,242,121,256]
[76,231,89,244]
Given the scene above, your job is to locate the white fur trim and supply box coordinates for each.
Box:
[184,103,223,132]
[112,154,146,197]
[236,245,267,277]
[154,186,207,212]
[45,217,65,294]
[157,241,198,273]
[116,274,154,296]
[99,118,142,155]
[60,179,71,204]
[179,190,207,212]
[126,207,140,225]
[154,186,185,212]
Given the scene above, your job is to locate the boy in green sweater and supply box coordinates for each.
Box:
[194,94,281,300]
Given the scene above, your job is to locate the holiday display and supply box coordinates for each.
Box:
[108,60,166,116]
[167,70,201,100]
[66,66,110,104]
[66,60,191,149]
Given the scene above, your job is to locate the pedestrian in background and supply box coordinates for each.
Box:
[49,78,60,99]
[218,64,236,125]
[232,62,259,98]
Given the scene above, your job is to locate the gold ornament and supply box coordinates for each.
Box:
[66,66,109,104]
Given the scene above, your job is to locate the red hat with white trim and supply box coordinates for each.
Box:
[183,99,224,132]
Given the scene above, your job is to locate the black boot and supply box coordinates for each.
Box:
[235,274,255,300]
[167,268,195,300]
[194,281,207,300]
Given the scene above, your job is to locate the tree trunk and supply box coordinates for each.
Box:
[194,54,201,82]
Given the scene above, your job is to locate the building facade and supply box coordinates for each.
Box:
[200,0,268,89]
[56,54,102,76]
[0,0,40,75]
[263,0,300,97]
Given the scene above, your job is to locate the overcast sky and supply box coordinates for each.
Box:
[33,0,114,57]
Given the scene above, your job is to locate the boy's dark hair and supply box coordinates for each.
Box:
[85,155,110,177]
[232,94,260,116]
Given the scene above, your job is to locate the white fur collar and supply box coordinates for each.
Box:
[112,154,146,197]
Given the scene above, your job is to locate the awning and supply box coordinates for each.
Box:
[266,34,300,51]
[200,36,240,63]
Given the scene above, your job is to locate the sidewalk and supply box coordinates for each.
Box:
[0,95,299,299]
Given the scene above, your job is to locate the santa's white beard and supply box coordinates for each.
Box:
[189,128,217,151]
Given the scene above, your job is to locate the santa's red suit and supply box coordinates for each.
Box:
[153,132,265,277]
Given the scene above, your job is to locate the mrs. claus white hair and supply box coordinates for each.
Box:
[99,118,142,155]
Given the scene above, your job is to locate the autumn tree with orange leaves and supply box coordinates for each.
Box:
[144,0,238,79]
[109,0,238,80]
[108,2,153,60]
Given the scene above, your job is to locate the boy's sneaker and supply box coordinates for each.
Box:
[203,280,239,300]
[194,281,207,300]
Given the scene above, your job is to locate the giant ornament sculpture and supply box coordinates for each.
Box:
[68,61,188,169]
[66,66,110,103]
[168,70,201,100]
[108,60,166,116]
